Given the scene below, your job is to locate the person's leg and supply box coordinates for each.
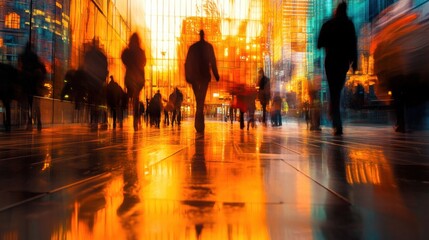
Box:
[329,84,342,133]
[177,107,182,125]
[118,105,123,128]
[133,95,139,131]
[262,103,267,125]
[112,107,117,129]
[392,89,405,132]
[326,65,347,135]
[239,110,245,129]
[193,82,209,133]
[27,96,33,130]
[35,98,42,131]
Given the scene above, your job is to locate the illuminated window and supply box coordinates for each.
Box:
[5,12,20,29]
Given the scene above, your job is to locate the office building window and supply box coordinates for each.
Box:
[5,12,20,29]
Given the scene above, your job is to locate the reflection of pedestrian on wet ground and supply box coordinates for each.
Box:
[185,30,220,133]
[190,138,210,240]
[321,143,362,239]
[117,133,140,215]
[318,2,357,136]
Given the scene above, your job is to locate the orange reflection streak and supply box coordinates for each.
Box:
[346,148,389,185]
[370,12,418,54]
[51,177,127,240]
[345,147,419,230]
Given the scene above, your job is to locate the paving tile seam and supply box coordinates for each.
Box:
[306,135,428,154]
[142,146,189,167]
[0,153,43,163]
[272,142,302,155]
[0,172,110,212]
[280,159,352,205]
[0,136,108,148]
[29,153,92,166]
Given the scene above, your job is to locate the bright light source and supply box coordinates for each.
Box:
[213,93,219,97]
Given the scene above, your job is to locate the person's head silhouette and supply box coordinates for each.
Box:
[199,30,205,41]
[335,2,347,18]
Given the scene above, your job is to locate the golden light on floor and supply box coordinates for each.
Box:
[346,148,389,185]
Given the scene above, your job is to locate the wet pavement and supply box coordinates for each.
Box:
[1,120,429,239]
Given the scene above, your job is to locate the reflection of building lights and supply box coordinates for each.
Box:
[42,153,51,171]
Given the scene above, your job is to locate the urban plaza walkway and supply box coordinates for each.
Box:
[1,119,429,240]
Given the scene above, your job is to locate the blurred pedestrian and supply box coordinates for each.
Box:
[257,68,271,126]
[18,42,47,131]
[106,75,125,129]
[171,87,183,126]
[185,30,220,133]
[82,40,109,130]
[318,2,357,136]
[271,93,282,126]
[247,90,257,130]
[122,33,146,131]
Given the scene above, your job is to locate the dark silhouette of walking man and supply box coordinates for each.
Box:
[19,42,47,131]
[318,2,357,136]
[257,68,270,125]
[185,30,220,133]
[122,33,146,131]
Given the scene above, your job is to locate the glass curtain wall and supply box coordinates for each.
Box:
[136,0,269,113]
[0,0,132,126]
[69,0,131,89]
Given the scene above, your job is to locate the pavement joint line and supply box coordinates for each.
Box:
[145,146,189,167]
[280,159,352,205]
[0,138,109,153]
[310,136,428,156]
[0,193,48,212]
[296,140,321,148]
[0,153,43,163]
[48,173,111,194]
[272,142,302,155]
[233,143,244,154]
[29,153,92,166]
[307,138,377,150]
[0,173,111,212]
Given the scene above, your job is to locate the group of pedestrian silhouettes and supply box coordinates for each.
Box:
[6,2,419,136]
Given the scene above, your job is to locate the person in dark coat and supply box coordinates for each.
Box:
[106,75,125,129]
[271,93,283,127]
[122,33,146,131]
[185,30,220,133]
[257,68,270,125]
[318,2,357,136]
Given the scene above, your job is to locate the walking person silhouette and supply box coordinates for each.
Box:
[318,2,357,136]
[122,33,146,131]
[185,30,220,133]
[257,68,270,126]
